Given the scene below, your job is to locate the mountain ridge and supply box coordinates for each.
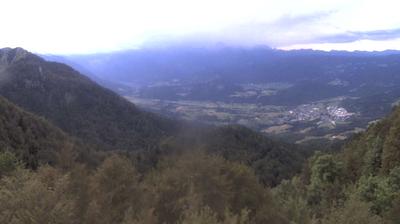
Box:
[0,47,177,151]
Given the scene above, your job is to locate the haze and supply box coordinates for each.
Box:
[1,0,400,54]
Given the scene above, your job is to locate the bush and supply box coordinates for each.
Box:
[0,151,19,177]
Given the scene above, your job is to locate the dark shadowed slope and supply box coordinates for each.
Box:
[0,48,176,151]
[158,124,303,186]
[0,96,73,169]
[203,125,302,186]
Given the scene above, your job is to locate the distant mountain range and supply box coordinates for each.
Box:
[48,47,400,85]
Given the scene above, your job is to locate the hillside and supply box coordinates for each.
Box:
[341,105,400,178]
[0,96,76,169]
[0,93,299,223]
[204,125,302,186]
[158,124,302,186]
[0,47,176,151]
[270,104,400,224]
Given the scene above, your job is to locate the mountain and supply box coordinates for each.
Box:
[55,46,400,144]
[0,47,176,151]
[59,46,400,87]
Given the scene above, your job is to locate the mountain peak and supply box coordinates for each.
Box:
[0,47,31,65]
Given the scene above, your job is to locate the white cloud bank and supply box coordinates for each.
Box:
[0,0,399,54]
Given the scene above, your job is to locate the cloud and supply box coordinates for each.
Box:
[160,11,338,47]
[0,0,399,53]
[203,10,400,49]
[271,11,335,28]
[314,28,400,44]
[278,27,400,51]
[281,38,400,51]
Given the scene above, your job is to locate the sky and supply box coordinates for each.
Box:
[1,0,400,54]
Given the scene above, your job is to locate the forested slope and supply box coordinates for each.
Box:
[272,106,400,224]
[0,96,77,169]
[0,47,176,151]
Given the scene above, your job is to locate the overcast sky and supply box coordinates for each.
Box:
[1,0,400,54]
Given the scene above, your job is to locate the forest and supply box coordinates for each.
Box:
[1,105,400,223]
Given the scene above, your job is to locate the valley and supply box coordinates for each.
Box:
[55,47,400,145]
[126,93,360,144]
[120,77,397,145]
